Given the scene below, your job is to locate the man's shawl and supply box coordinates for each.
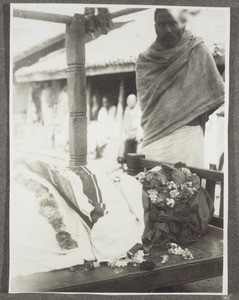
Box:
[136,30,224,147]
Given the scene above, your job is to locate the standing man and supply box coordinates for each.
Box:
[136,9,224,167]
[118,94,143,163]
[94,94,117,158]
[97,95,116,126]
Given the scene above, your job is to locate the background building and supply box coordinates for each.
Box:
[12,8,226,169]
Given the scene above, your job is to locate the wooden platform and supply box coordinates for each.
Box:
[10,225,223,293]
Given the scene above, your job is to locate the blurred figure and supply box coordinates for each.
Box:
[97,95,116,125]
[88,94,117,159]
[31,82,42,124]
[117,94,143,164]
[55,84,69,151]
[91,95,100,121]
[40,81,56,148]
[96,95,117,158]
[25,85,40,145]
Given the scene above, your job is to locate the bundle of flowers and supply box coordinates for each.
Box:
[167,243,194,260]
[136,162,214,247]
[107,250,146,268]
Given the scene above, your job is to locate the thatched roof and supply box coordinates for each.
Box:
[14,8,228,83]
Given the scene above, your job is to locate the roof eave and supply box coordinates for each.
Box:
[14,63,136,83]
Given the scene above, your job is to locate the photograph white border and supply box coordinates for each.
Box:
[9,3,230,295]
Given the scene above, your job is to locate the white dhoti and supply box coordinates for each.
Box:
[142,124,205,168]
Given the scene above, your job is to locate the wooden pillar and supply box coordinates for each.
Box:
[65,14,87,167]
[86,79,92,123]
[127,153,145,176]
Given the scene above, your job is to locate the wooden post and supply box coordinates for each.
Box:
[66,14,87,167]
[127,153,145,176]
[86,79,92,123]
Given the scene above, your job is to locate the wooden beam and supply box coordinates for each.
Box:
[66,14,87,167]
[13,9,72,24]
[13,8,148,24]
[14,33,65,64]
[14,34,65,71]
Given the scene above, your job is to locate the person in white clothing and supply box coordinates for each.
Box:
[95,95,117,158]
[118,94,143,163]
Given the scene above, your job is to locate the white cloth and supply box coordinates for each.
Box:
[10,166,145,278]
[122,103,142,139]
[88,106,117,154]
[117,174,145,225]
[97,106,116,126]
[90,208,142,263]
[204,111,224,169]
[97,106,117,142]
[142,124,205,168]
[90,172,145,262]
[10,183,95,280]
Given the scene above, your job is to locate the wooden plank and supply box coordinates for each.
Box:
[66,14,87,167]
[189,167,224,183]
[10,226,223,293]
[13,33,66,70]
[50,258,222,293]
[210,216,223,229]
[13,9,72,24]
[138,158,224,182]
[11,257,223,293]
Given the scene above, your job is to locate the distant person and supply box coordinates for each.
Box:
[40,81,56,148]
[31,82,42,123]
[55,84,69,150]
[97,95,116,126]
[91,95,100,121]
[118,94,143,164]
[136,9,224,167]
[91,94,117,158]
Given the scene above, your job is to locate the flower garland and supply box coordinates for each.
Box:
[17,174,78,251]
[136,162,200,209]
